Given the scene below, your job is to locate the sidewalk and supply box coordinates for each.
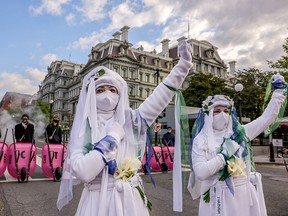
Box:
[254,154,287,165]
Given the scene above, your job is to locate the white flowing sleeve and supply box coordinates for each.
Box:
[70,149,106,183]
[138,58,192,126]
[192,137,226,181]
[243,90,285,140]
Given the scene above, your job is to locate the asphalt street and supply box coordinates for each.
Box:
[0,138,288,216]
[0,165,288,216]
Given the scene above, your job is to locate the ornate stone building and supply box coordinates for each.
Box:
[38,60,84,123]
[37,26,230,126]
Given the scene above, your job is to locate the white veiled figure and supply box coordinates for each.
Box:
[56,40,193,216]
[188,92,285,216]
[57,66,148,216]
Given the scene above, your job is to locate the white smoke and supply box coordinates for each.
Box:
[0,110,17,145]
[28,107,48,140]
[0,106,49,145]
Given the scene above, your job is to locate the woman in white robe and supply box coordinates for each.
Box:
[188,74,286,216]
[57,41,193,216]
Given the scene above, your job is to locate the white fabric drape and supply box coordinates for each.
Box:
[57,54,192,215]
[188,90,284,216]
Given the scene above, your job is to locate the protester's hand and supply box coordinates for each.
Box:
[93,137,118,175]
[178,41,192,62]
[94,137,118,161]
[272,73,286,91]
[220,139,240,159]
[107,122,125,143]
[272,73,285,83]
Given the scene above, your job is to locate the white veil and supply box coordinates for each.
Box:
[188,95,234,199]
[57,66,147,210]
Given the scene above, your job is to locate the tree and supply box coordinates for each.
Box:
[182,72,234,107]
[182,69,272,121]
[267,37,288,71]
[235,68,270,120]
[34,100,50,120]
[266,37,288,117]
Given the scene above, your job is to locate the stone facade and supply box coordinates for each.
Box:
[37,26,230,126]
[38,60,84,123]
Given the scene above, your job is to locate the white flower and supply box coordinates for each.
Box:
[227,160,237,174]
[227,157,246,177]
[114,157,142,181]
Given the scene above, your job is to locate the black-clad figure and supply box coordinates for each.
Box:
[15,114,34,143]
[45,115,62,144]
[162,126,175,146]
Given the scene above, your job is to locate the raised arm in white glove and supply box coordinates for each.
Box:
[179,41,192,62]
[138,41,193,126]
[244,73,286,140]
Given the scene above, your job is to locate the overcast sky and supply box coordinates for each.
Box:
[0,0,287,100]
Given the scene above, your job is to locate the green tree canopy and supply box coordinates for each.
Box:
[33,100,50,121]
[182,69,274,121]
[182,37,288,126]
[267,37,288,71]
[182,72,234,107]
[235,68,269,120]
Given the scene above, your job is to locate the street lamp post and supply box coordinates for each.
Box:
[49,100,54,120]
[269,133,275,162]
[154,68,160,145]
[234,83,244,124]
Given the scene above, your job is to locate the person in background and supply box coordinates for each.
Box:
[45,115,62,144]
[15,114,34,143]
[162,126,175,146]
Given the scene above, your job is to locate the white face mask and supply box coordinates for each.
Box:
[96,91,119,111]
[212,112,230,131]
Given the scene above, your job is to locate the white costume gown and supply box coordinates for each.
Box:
[70,57,192,216]
[191,91,285,216]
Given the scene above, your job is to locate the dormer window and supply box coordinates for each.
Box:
[153,58,161,67]
[206,49,214,58]
[140,55,147,64]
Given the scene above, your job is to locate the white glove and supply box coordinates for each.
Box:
[272,73,286,91]
[220,139,240,159]
[94,137,117,161]
[107,122,125,143]
[272,73,285,83]
[178,41,192,62]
